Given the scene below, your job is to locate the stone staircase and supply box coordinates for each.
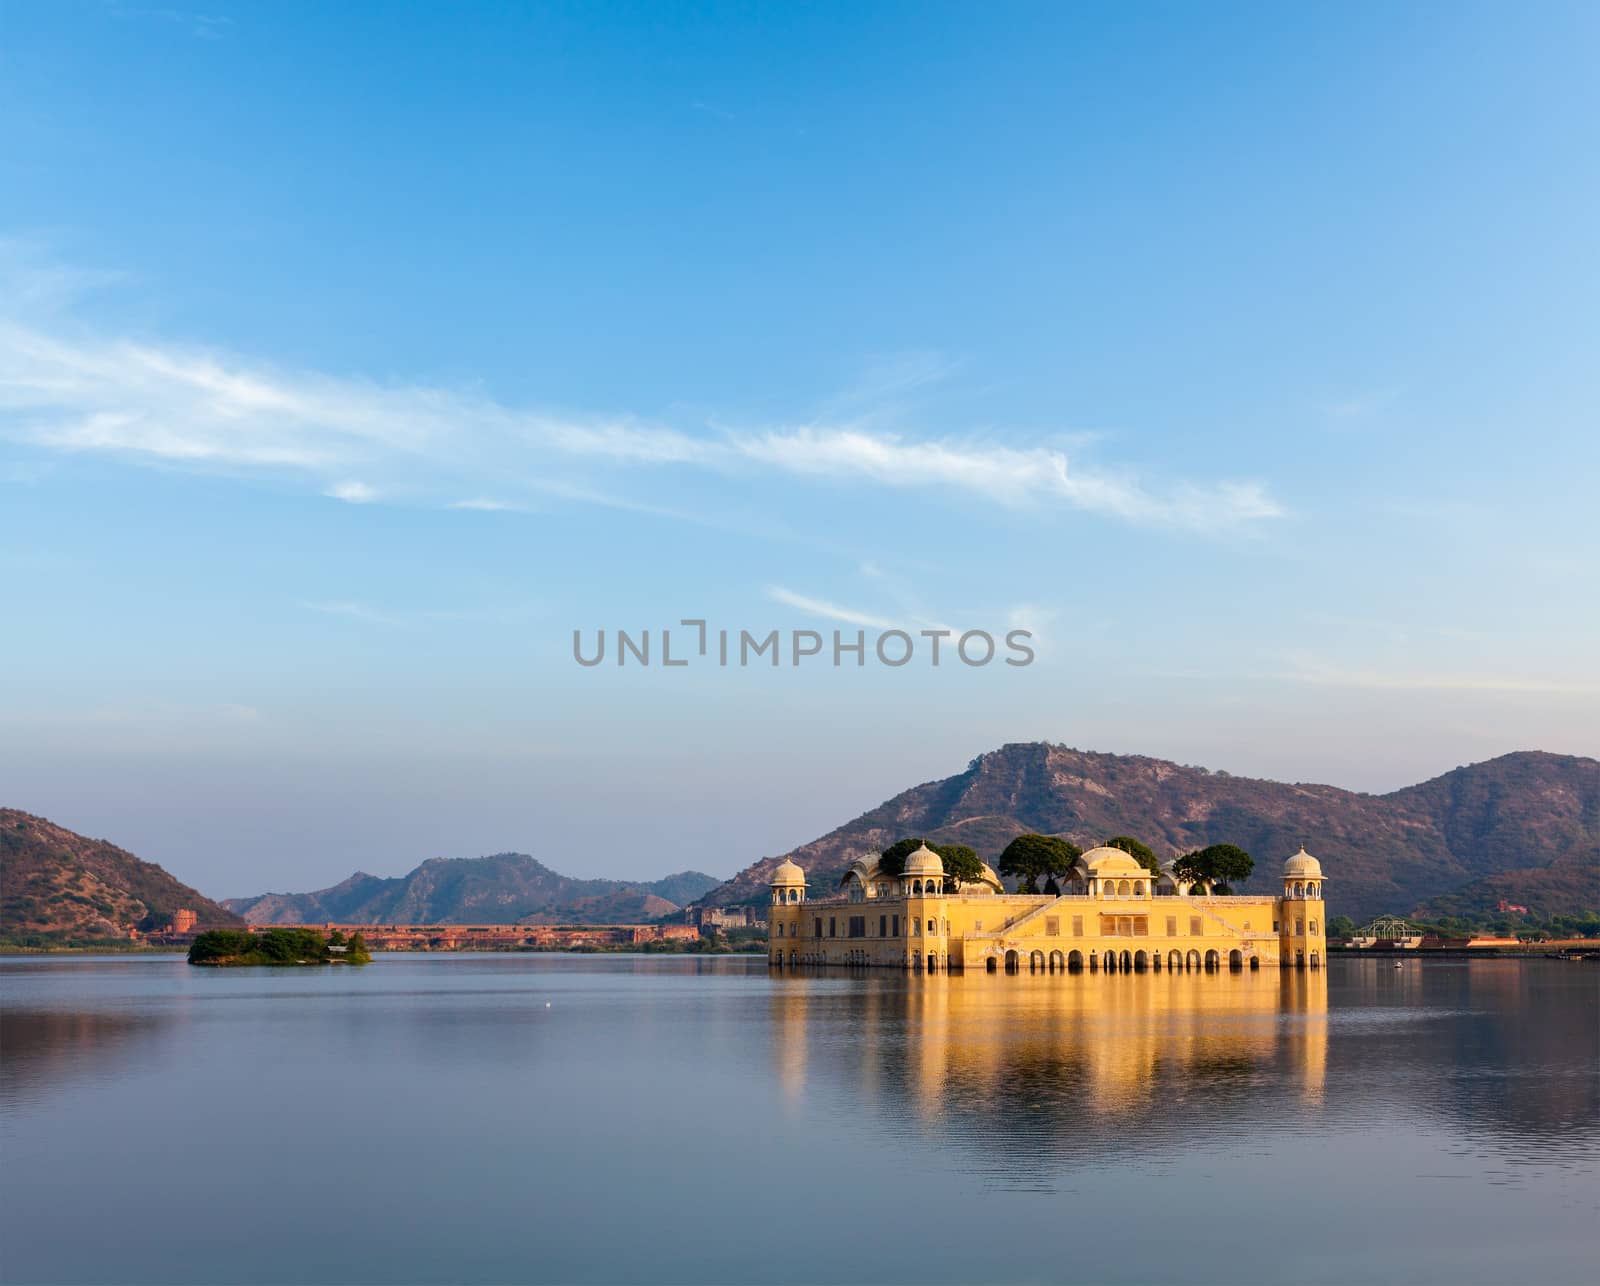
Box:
[1171,893,1275,954]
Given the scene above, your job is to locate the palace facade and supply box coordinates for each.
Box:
[767,843,1329,972]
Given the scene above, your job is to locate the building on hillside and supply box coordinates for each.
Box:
[689,905,763,931]
[767,844,1329,972]
[170,908,198,934]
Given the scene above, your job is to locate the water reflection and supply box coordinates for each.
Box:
[0,1006,182,1108]
[0,955,1593,1284]
[772,969,1327,1176]
[771,961,1599,1181]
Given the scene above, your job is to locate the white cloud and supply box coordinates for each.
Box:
[302,599,403,626]
[1279,660,1600,696]
[449,497,524,512]
[301,598,540,628]
[766,586,898,630]
[1007,601,1057,638]
[0,253,1285,532]
[735,427,1281,527]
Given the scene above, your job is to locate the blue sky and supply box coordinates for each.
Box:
[2,1,1597,896]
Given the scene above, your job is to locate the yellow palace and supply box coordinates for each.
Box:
[767,843,1329,972]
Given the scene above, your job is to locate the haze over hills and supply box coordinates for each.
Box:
[694,745,1600,923]
[1,808,243,943]
[224,854,721,926]
[6,745,1595,944]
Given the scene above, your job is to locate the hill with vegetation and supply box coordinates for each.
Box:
[224,854,720,926]
[1,809,244,946]
[694,745,1599,925]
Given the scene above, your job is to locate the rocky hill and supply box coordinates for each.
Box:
[1413,846,1600,922]
[224,854,720,926]
[694,746,1599,923]
[1,809,244,944]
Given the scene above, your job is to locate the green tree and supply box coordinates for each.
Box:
[253,927,331,963]
[1202,843,1254,891]
[1327,915,1356,939]
[187,929,256,964]
[1173,844,1254,894]
[1172,850,1209,892]
[875,838,985,889]
[876,837,927,878]
[997,834,1082,894]
[932,843,985,891]
[1104,835,1160,876]
[345,932,371,965]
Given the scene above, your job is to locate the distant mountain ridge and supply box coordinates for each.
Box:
[224,853,720,926]
[695,745,1599,923]
[1,809,244,943]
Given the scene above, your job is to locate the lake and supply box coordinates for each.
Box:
[1,954,1595,1285]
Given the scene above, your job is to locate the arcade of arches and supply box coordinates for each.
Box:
[769,844,1329,973]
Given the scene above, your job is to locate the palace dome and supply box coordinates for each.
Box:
[1082,846,1147,878]
[902,844,945,877]
[966,861,1005,893]
[1282,846,1323,879]
[770,858,806,886]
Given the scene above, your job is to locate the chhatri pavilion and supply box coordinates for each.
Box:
[767,844,1329,972]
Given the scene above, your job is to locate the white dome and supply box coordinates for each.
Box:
[902,844,945,877]
[1082,846,1147,878]
[770,858,806,886]
[1282,846,1323,879]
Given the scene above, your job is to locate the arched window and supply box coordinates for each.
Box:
[1118,879,1131,896]
[1310,920,1320,935]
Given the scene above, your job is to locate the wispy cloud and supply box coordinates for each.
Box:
[0,251,1284,532]
[60,700,259,726]
[301,599,541,628]
[1279,660,1600,696]
[301,599,405,627]
[736,427,1281,526]
[766,586,898,630]
[1318,388,1395,425]
[816,350,964,418]
[763,581,1017,642]
[105,4,232,40]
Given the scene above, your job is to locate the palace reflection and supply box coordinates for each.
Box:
[770,969,1328,1166]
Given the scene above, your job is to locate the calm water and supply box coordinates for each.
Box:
[2,954,1596,1285]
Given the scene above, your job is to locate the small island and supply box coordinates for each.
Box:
[188,927,371,967]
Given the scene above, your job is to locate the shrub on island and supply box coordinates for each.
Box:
[188,927,370,966]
